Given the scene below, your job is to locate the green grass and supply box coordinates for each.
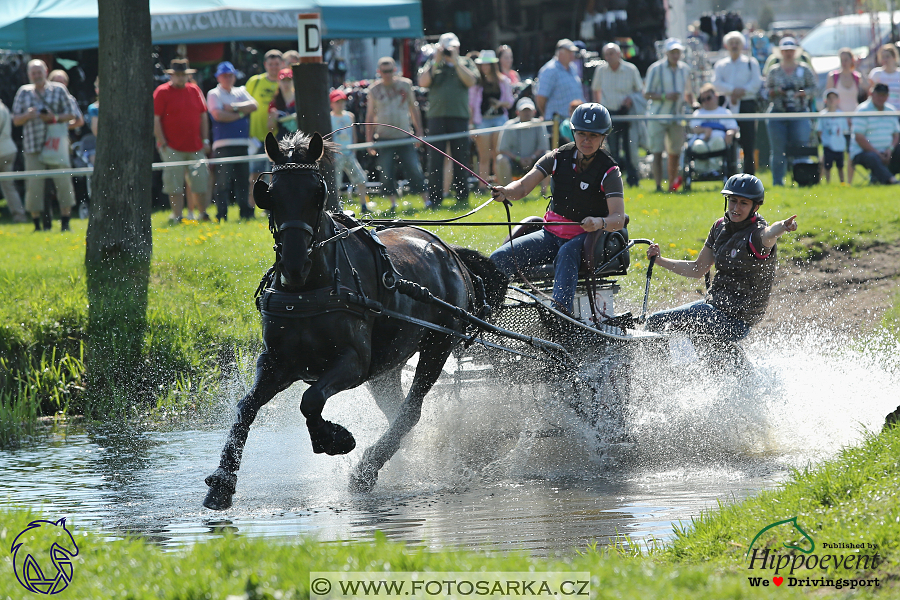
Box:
[3,421,900,597]
[0,174,898,442]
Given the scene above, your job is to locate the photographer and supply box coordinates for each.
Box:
[765,37,817,186]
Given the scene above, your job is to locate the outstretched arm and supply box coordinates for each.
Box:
[647,244,715,279]
[760,214,798,248]
[491,167,546,202]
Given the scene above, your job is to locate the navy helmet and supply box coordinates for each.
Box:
[570,103,612,135]
[721,174,765,205]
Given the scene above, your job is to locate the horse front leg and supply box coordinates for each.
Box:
[350,335,453,493]
[204,352,294,510]
[301,348,368,456]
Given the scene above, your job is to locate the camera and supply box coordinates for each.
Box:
[39,108,49,114]
[442,48,452,56]
[782,83,799,112]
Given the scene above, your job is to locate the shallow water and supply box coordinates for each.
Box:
[1,327,897,556]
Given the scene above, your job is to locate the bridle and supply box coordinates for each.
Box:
[265,161,330,256]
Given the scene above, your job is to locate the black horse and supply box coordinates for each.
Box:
[203,131,506,509]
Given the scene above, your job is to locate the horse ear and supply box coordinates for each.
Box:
[308,132,324,162]
[264,132,283,164]
[253,179,272,210]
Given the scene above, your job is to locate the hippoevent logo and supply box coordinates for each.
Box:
[745,516,882,590]
[11,518,79,594]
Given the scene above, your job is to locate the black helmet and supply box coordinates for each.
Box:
[570,103,612,135]
[721,174,765,205]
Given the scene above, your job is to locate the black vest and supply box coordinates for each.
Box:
[707,214,776,326]
[550,143,618,223]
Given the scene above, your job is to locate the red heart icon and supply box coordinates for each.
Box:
[773,577,783,586]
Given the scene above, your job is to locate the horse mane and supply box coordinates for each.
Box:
[277,130,341,164]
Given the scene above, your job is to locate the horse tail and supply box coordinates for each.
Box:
[451,246,508,319]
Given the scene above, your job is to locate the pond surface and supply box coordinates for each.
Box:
[1,328,897,557]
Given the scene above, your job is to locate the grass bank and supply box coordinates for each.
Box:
[0,173,898,441]
[2,423,898,598]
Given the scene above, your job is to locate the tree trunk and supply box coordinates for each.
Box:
[84,0,153,417]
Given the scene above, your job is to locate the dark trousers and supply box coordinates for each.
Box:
[852,145,900,184]
[213,145,252,220]
[426,116,470,205]
[738,100,757,175]
[607,123,639,186]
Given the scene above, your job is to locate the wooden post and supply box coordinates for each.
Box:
[295,12,338,210]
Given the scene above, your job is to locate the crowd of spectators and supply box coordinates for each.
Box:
[7,29,900,229]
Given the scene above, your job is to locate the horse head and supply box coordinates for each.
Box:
[254,130,336,289]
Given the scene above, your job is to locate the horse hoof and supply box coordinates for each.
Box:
[203,468,237,510]
[349,463,378,493]
[309,420,357,456]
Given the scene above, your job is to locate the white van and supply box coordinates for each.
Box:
[801,12,900,86]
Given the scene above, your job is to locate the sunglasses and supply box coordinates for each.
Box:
[380,69,395,73]
[699,94,716,102]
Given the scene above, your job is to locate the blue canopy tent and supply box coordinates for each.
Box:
[0,0,423,54]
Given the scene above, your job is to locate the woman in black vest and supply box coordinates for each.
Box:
[644,174,797,342]
[489,103,626,313]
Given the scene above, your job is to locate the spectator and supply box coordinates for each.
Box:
[765,37,817,187]
[827,48,866,184]
[592,42,643,186]
[497,45,520,85]
[868,44,900,108]
[47,69,85,130]
[325,40,348,89]
[816,90,847,184]
[153,58,211,222]
[11,59,82,231]
[365,56,426,212]
[417,32,478,207]
[495,97,549,189]
[849,83,900,185]
[558,98,584,145]
[535,39,583,120]
[0,99,26,223]
[469,50,514,190]
[283,50,301,67]
[87,77,99,140]
[329,89,370,212]
[246,49,285,204]
[713,31,762,175]
[644,38,695,192]
[207,61,258,222]
[689,83,738,174]
[267,68,297,140]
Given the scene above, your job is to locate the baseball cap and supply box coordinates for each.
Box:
[823,89,839,101]
[874,82,890,94]
[329,89,348,102]
[664,38,685,52]
[278,68,293,80]
[438,32,460,49]
[516,97,536,112]
[779,37,799,49]
[557,38,579,52]
[215,61,237,77]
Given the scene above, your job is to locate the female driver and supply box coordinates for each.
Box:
[645,174,798,342]
[489,103,626,313]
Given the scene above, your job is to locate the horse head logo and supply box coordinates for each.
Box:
[746,516,815,557]
[11,518,79,594]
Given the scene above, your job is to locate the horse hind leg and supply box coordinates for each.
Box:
[204,353,293,510]
[367,364,405,422]
[350,335,453,493]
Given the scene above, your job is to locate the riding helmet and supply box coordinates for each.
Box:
[569,103,612,135]
[721,174,765,204]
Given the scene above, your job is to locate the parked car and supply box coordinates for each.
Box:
[800,12,900,88]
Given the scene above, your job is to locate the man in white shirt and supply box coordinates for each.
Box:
[592,43,643,186]
[713,31,762,174]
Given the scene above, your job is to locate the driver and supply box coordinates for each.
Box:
[489,103,626,313]
[644,174,798,341]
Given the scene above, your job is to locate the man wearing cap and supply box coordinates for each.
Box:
[153,58,211,222]
[207,61,259,222]
[644,38,695,192]
[495,97,550,187]
[850,83,900,184]
[366,56,426,211]
[713,31,762,175]
[246,50,285,204]
[592,43,643,186]
[418,32,478,207]
[535,39,583,120]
